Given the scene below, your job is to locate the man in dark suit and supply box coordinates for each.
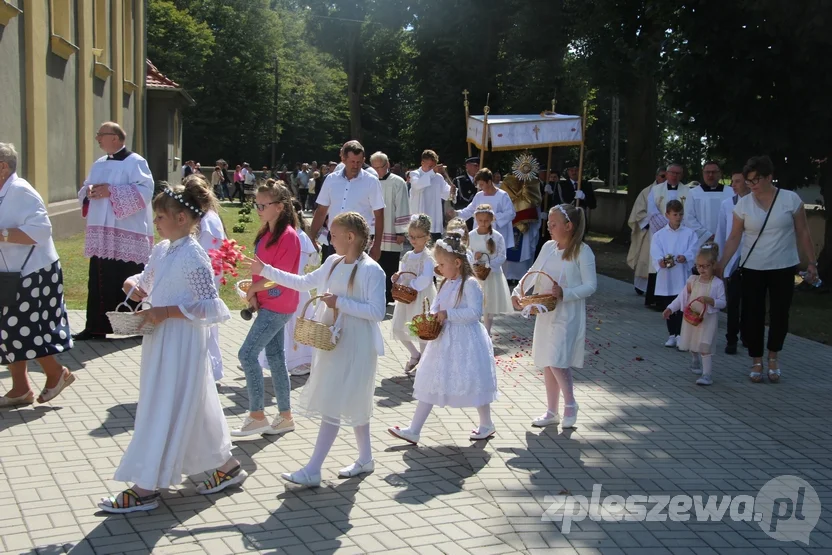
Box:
[558,161,597,209]
[452,156,480,227]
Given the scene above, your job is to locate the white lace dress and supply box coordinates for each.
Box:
[198,210,226,381]
[260,253,386,427]
[514,242,597,369]
[259,229,320,371]
[114,237,232,490]
[469,228,513,315]
[414,277,499,408]
[390,249,437,342]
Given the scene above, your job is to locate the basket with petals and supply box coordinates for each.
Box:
[407,298,442,341]
[683,297,706,326]
[517,271,558,315]
[294,295,338,351]
[208,239,246,285]
[472,253,491,280]
[392,271,418,304]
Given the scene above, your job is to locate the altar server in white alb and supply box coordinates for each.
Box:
[452,168,516,250]
[512,204,597,430]
[409,150,451,241]
[74,122,154,340]
[684,161,734,249]
[650,199,698,348]
[643,163,690,305]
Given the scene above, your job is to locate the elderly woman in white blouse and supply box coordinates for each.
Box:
[0,143,75,407]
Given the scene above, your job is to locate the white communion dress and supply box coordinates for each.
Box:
[468,228,513,315]
[260,253,386,427]
[197,210,226,381]
[114,237,232,490]
[414,277,498,408]
[390,249,437,342]
[514,241,597,369]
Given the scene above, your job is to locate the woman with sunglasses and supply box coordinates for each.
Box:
[718,156,818,383]
[233,180,302,436]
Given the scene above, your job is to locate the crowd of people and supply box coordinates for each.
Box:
[0,124,818,514]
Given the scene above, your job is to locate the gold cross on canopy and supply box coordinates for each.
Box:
[532,125,541,140]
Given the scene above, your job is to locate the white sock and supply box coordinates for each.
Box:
[476,404,493,429]
[304,420,340,475]
[402,340,421,359]
[353,423,372,465]
[484,314,494,334]
[701,354,713,377]
[409,401,434,435]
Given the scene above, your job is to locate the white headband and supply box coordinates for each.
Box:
[475,208,495,216]
[434,239,454,253]
[555,204,570,223]
[164,188,204,217]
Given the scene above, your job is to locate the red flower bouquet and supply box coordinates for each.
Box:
[208,239,246,285]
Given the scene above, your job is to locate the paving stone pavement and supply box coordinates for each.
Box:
[2,274,832,555]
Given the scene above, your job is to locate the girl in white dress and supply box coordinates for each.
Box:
[99,181,244,514]
[512,204,597,430]
[663,243,726,385]
[246,212,386,486]
[388,232,499,444]
[258,201,320,377]
[390,214,436,373]
[189,175,227,383]
[469,203,513,335]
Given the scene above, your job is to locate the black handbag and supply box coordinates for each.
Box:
[0,246,36,306]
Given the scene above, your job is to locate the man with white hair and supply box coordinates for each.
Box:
[369,151,410,303]
[73,122,154,340]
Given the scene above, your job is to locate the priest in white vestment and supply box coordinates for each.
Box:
[684,161,734,249]
[627,168,666,294]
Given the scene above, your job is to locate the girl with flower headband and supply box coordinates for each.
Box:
[470,203,513,336]
[662,242,726,385]
[512,203,597,430]
[390,214,437,373]
[388,232,499,444]
[99,181,243,514]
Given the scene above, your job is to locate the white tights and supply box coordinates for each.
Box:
[544,367,577,418]
[303,420,372,475]
[401,340,426,359]
[484,314,494,335]
[408,401,493,434]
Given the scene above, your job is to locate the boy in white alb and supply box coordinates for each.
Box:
[650,199,698,347]
[409,150,451,240]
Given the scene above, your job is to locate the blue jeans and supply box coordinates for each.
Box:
[238,308,293,413]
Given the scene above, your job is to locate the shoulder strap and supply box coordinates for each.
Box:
[740,188,779,269]
[19,246,36,273]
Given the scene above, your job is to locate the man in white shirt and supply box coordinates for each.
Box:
[409,149,451,241]
[73,122,154,340]
[685,161,734,249]
[715,169,749,354]
[310,140,385,260]
[297,163,310,209]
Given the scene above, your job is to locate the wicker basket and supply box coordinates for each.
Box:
[517,271,558,315]
[235,279,252,300]
[472,254,491,281]
[294,295,338,351]
[392,271,418,304]
[411,298,442,341]
[106,298,155,336]
[683,296,706,326]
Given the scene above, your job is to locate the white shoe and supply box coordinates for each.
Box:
[561,403,579,428]
[230,416,272,437]
[281,468,321,487]
[532,411,560,427]
[289,365,310,376]
[338,459,375,478]
[263,415,295,435]
[470,425,496,440]
[388,425,419,445]
[664,335,677,348]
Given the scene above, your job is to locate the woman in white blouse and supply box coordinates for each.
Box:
[0,143,76,407]
[718,156,818,383]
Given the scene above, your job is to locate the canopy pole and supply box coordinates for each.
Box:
[544,145,553,215]
[463,89,472,157]
[575,100,588,208]
[479,94,490,167]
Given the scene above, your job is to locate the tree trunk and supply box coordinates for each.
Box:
[346,29,363,142]
[817,158,832,283]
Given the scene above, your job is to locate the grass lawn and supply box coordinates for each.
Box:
[56,201,261,312]
[584,233,832,346]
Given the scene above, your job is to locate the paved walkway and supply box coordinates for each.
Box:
[2,275,832,555]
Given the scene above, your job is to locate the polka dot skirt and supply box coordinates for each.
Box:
[0,261,73,364]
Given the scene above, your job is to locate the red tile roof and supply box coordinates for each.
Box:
[146,59,180,89]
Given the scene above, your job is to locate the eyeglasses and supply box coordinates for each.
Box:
[255,201,280,211]
[695,263,713,269]
[95,132,117,138]
[745,176,767,185]
[667,170,682,175]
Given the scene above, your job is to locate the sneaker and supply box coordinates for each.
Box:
[664,335,677,348]
[725,343,738,355]
[230,416,272,437]
[696,375,713,386]
[289,364,311,376]
[532,411,560,427]
[264,415,295,435]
